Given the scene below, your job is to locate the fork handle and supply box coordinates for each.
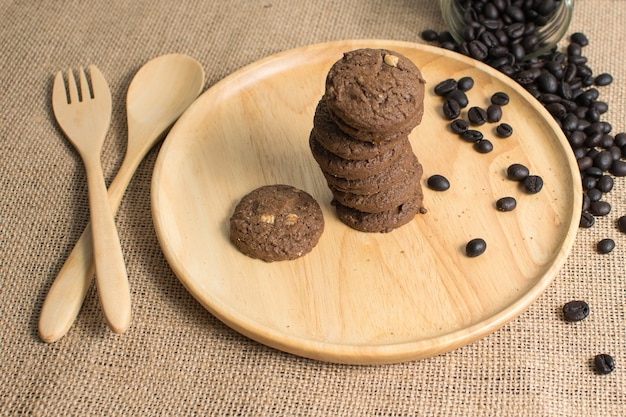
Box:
[39,154,139,342]
[84,157,131,334]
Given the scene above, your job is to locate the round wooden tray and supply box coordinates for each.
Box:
[151,40,581,364]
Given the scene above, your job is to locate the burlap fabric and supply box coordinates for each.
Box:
[1,1,625,415]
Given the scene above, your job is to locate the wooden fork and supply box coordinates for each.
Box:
[52,65,131,334]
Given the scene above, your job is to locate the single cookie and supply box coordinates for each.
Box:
[312,98,401,160]
[229,185,324,262]
[325,48,426,134]
[329,155,423,212]
[329,100,424,144]
[322,149,418,194]
[309,132,409,180]
[332,188,423,233]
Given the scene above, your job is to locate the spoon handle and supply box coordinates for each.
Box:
[39,153,140,342]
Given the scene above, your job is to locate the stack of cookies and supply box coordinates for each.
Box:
[309,48,426,233]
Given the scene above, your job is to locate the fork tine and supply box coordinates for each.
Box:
[88,65,108,99]
[52,71,68,108]
[67,69,80,104]
[78,66,91,100]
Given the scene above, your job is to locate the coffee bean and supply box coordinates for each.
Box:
[582,175,597,190]
[507,163,529,181]
[496,196,517,212]
[577,156,593,171]
[580,212,595,228]
[610,160,626,176]
[468,106,488,125]
[617,216,626,233]
[434,78,457,96]
[594,354,615,375]
[595,73,613,86]
[567,42,582,57]
[593,151,613,171]
[537,71,559,93]
[450,119,469,134]
[427,174,450,191]
[474,139,494,153]
[562,300,589,322]
[597,238,615,254]
[465,238,487,257]
[597,175,614,193]
[443,99,461,120]
[496,122,513,138]
[491,91,510,106]
[615,132,626,147]
[468,40,489,60]
[421,29,439,42]
[447,89,469,107]
[586,188,602,202]
[523,175,543,193]
[589,201,611,216]
[570,32,589,47]
[485,104,502,123]
[461,129,484,142]
[457,76,474,91]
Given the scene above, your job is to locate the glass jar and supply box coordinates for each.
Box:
[439,0,574,59]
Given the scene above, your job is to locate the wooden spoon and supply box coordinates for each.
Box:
[39,54,205,342]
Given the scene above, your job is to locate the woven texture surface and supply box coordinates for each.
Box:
[1,1,625,415]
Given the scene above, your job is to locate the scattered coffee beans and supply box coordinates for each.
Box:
[596,238,615,254]
[563,300,590,322]
[594,354,616,375]
[465,238,487,257]
[496,196,517,212]
[523,175,544,194]
[507,163,530,181]
[427,174,450,191]
[423,23,626,233]
[617,215,626,233]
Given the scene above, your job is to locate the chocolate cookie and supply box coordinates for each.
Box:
[329,154,423,212]
[329,100,424,144]
[309,132,409,180]
[322,149,418,194]
[229,185,324,262]
[312,98,401,160]
[325,48,426,134]
[332,188,423,233]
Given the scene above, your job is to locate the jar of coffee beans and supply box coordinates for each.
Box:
[439,0,574,60]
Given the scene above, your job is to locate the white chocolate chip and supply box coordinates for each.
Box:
[260,213,275,224]
[284,213,299,226]
[384,54,399,67]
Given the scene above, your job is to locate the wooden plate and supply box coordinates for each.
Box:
[151,40,581,364]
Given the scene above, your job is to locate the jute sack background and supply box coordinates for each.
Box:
[1,0,624,415]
